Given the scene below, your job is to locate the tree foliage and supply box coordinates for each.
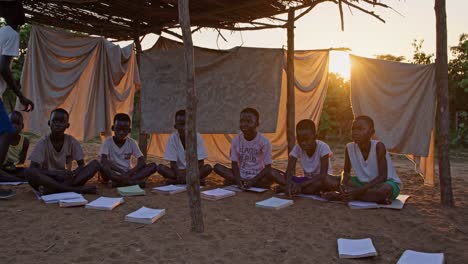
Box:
[375,54,406,62]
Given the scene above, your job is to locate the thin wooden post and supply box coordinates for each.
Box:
[178,0,204,232]
[133,34,148,157]
[286,9,295,154]
[435,0,454,207]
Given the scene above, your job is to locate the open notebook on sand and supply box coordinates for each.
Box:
[117,185,146,196]
[59,197,88,207]
[152,185,187,195]
[41,192,84,204]
[397,250,444,264]
[348,195,410,210]
[223,185,268,193]
[201,188,236,201]
[337,238,378,259]
[255,197,294,210]
[125,207,166,224]
[85,197,124,211]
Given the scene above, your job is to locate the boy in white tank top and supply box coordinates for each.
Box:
[323,116,401,204]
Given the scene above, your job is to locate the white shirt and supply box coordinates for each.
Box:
[0,26,20,97]
[230,132,272,180]
[100,137,143,172]
[290,140,333,176]
[347,140,401,184]
[163,131,208,170]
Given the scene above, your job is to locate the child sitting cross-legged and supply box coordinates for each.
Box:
[323,115,402,204]
[25,108,99,194]
[270,119,336,196]
[0,111,29,182]
[99,113,157,187]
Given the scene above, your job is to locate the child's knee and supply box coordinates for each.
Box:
[88,160,101,170]
[202,164,213,173]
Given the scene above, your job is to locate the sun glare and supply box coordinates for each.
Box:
[329,51,351,80]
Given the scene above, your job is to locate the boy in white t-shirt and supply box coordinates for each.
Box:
[214,107,280,189]
[157,110,212,185]
[270,119,336,196]
[99,113,157,187]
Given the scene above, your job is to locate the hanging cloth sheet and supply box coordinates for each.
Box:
[142,37,329,164]
[350,55,436,185]
[18,26,140,141]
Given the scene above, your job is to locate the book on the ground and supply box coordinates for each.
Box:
[255,197,294,210]
[348,195,411,210]
[125,206,166,224]
[201,188,236,201]
[223,185,268,193]
[296,193,329,202]
[397,250,444,264]
[379,195,410,210]
[152,185,187,195]
[85,197,124,211]
[59,197,88,207]
[337,238,378,259]
[41,192,84,204]
[117,185,146,196]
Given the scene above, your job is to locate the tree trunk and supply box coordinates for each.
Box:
[434,0,454,207]
[133,34,148,158]
[286,9,295,154]
[178,0,204,232]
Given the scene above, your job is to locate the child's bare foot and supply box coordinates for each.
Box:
[321,191,342,201]
[78,185,97,194]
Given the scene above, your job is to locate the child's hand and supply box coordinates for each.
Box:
[286,182,301,196]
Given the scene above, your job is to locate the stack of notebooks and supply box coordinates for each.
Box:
[337,238,378,259]
[40,192,84,204]
[397,250,444,264]
[59,197,88,207]
[117,185,146,196]
[152,185,187,195]
[201,188,236,201]
[85,197,124,211]
[125,207,166,224]
[255,197,294,210]
[348,195,410,210]
[223,185,268,193]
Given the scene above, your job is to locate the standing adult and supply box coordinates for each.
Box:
[0,0,34,198]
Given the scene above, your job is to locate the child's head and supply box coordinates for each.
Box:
[112,113,131,141]
[296,119,317,152]
[174,109,186,135]
[351,115,375,144]
[8,110,23,134]
[239,107,259,135]
[0,1,26,28]
[48,108,69,134]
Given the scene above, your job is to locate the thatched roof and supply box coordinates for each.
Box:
[23,0,390,40]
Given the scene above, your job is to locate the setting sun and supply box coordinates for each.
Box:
[329,51,351,80]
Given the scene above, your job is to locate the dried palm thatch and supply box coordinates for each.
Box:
[22,0,392,40]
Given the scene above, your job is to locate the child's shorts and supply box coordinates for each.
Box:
[350,176,401,200]
[0,100,14,134]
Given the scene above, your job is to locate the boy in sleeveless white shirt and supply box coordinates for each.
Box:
[323,116,401,204]
[99,113,157,187]
[157,109,212,185]
[25,109,99,194]
[269,119,336,196]
[0,111,29,181]
[214,108,281,189]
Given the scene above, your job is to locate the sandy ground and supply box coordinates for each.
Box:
[1,139,468,264]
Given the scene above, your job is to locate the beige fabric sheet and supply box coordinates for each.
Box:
[350,55,436,184]
[140,37,283,134]
[145,38,329,164]
[18,26,139,141]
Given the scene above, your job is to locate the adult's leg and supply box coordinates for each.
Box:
[213,164,235,183]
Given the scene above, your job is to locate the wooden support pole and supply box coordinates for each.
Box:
[435,0,454,207]
[178,0,204,232]
[133,34,148,158]
[286,9,295,154]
